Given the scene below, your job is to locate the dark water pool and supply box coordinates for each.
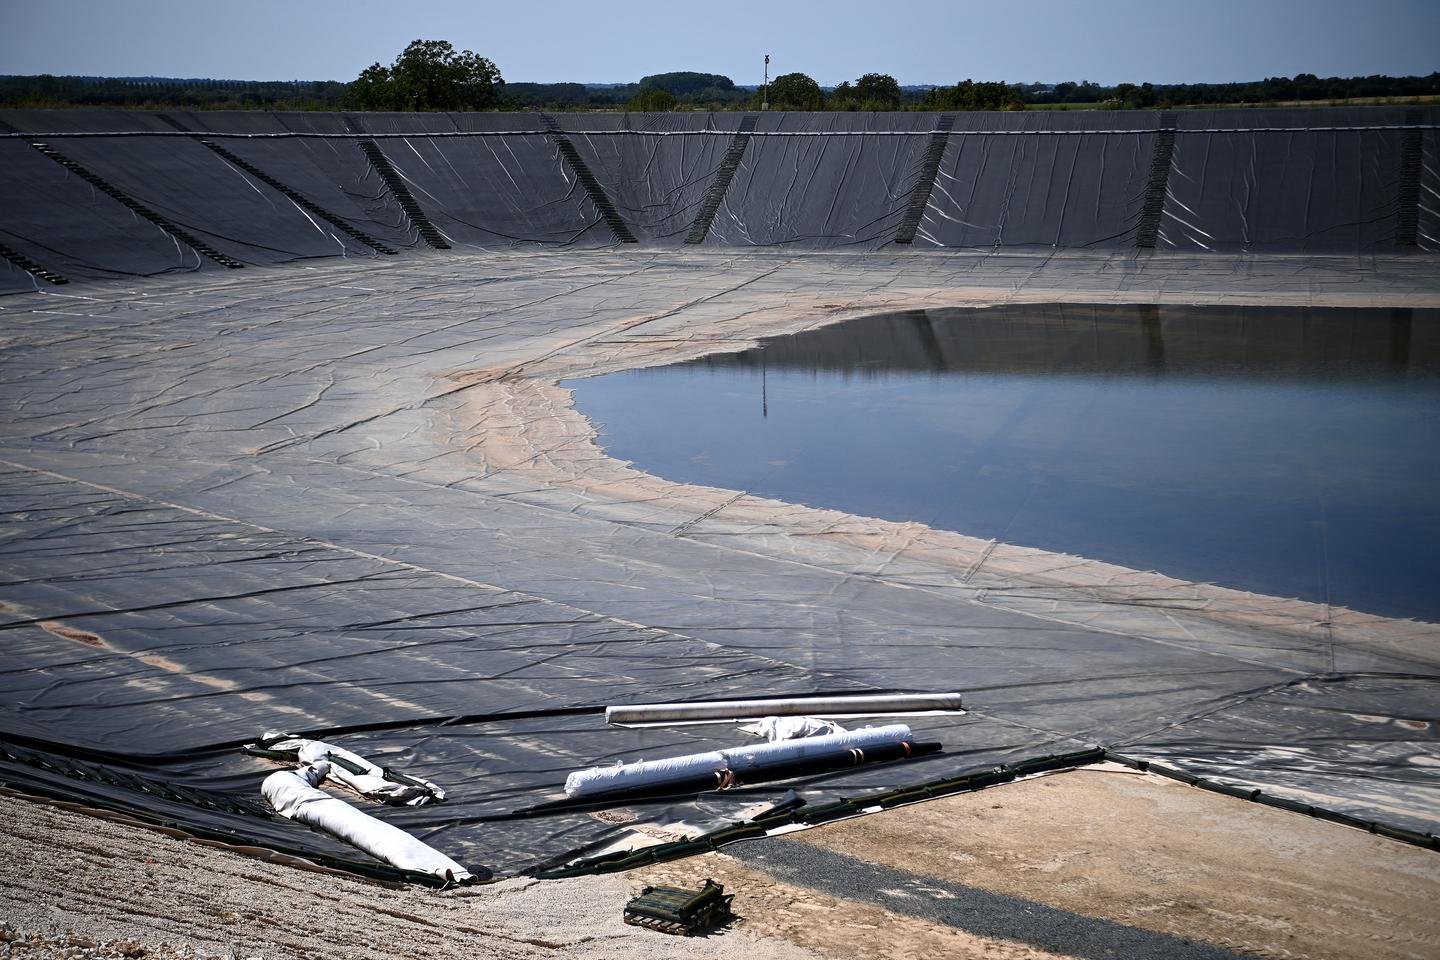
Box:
[566,304,1440,622]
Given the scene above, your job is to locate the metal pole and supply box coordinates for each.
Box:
[762,54,770,110]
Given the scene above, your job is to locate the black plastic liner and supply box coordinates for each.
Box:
[3,106,1436,292]
[1,429,1435,876]
[1,111,1437,878]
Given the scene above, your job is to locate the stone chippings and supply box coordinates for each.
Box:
[0,926,247,960]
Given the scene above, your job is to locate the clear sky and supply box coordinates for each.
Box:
[1,0,1436,86]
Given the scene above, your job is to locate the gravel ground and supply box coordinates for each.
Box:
[0,925,231,959]
[7,770,1439,960]
[641,766,1440,960]
[0,793,819,960]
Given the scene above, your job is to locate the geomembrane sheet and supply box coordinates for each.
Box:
[1,107,1437,878]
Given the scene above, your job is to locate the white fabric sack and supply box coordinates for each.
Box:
[721,724,912,773]
[262,763,472,882]
[263,733,444,806]
[564,750,727,799]
[739,715,846,742]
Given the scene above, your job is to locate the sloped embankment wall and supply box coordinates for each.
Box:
[0,106,1434,291]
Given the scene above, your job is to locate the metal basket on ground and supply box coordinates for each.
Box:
[623,879,735,935]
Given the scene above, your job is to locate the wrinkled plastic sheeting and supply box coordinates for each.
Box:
[1161,108,1406,252]
[1126,674,1440,828]
[705,112,931,248]
[917,112,1155,248]
[349,113,606,248]
[0,246,1437,874]
[191,112,605,252]
[0,464,842,753]
[50,136,380,263]
[1421,129,1440,252]
[173,113,421,253]
[565,113,739,243]
[0,138,205,287]
[2,107,1438,286]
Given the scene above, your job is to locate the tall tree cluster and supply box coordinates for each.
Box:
[342,40,502,111]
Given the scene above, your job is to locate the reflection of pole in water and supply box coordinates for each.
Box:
[1389,308,1412,369]
[762,354,768,418]
[1138,303,1166,372]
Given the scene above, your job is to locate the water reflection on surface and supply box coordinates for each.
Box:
[566,304,1440,622]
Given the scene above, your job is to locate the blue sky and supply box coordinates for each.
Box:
[2,0,1436,86]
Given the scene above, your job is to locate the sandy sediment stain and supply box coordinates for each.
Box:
[38,621,105,647]
[20,607,319,721]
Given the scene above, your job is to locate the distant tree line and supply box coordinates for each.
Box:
[4,48,1437,114]
[0,74,349,111]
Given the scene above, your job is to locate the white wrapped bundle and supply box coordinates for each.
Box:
[720,724,912,773]
[262,763,472,882]
[739,715,846,741]
[563,724,913,799]
[564,750,727,799]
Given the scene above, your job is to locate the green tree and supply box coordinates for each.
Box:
[763,72,823,109]
[628,87,677,111]
[854,72,902,109]
[828,80,859,110]
[639,72,735,97]
[342,39,502,111]
[929,79,1027,111]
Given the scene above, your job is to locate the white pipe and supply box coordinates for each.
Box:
[605,693,961,726]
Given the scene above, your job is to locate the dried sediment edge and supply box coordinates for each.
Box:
[448,286,1440,663]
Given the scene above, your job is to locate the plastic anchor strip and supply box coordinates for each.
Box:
[342,115,450,250]
[684,114,758,244]
[894,114,955,245]
[0,240,68,285]
[1136,112,1178,249]
[4,123,1438,141]
[1397,108,1423,248]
